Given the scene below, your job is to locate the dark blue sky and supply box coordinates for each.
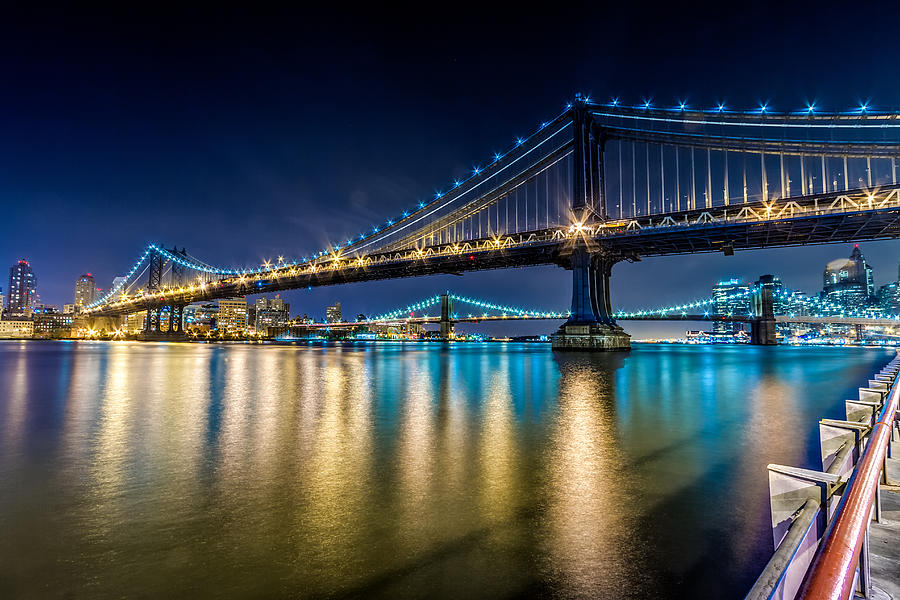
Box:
[2,4,898,337]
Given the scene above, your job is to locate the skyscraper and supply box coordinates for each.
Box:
[755,274,785,315]
[712,279,751,335]
[110,276,127,294]
[74,274,97,309]
[217,297,247,335]
[878,282,900,315]
[326,302,342,323]
[255,295,291,333]
[6,260,37,314]
[823,244,874,309]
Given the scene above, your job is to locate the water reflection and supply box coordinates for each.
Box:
[0,341,892,600]
[545,352,636,597]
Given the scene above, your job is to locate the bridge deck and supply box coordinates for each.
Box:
[86,185,900,318]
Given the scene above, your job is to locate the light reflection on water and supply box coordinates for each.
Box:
[0,341,891,599]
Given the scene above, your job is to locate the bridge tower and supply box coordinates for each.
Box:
[144,249,165,333]
[440,293,454,340]
[552,97,631,351]
[750,285,777,345]
[167,247,188,334]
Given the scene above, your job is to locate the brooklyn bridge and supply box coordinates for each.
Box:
[82,96,900,349]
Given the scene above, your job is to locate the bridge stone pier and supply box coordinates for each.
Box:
[439,293,454,340]
[552,247,631,351]
[552,98,630,352]
[750,286,777,345]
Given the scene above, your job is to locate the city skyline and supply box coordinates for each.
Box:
[5,241,897,346]
[3,240,899,323]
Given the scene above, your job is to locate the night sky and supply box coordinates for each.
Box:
[2,4,899,337]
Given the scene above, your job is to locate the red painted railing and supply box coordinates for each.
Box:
[797,374,899,599]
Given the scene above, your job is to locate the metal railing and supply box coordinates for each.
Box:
[746,351,900,600]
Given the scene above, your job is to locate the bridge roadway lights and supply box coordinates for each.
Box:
[552,248,631,351]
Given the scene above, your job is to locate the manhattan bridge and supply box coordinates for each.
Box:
[82,96,900,349]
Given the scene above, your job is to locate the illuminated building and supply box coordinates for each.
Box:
[217,297,247,334]
[125,311,146,333]
[255,295,291,334]
[712,279,750,335]
[74,273,98,309]
[326,302,342,323]
[110,276,127,291]
[755,274,786,315]
[0,318,34,338]
[33,307,74,337]
[879,282,900,315]
[6,260,37,315]
[184,303,217,332]
[63,304,75,314]
[823,244,874,309]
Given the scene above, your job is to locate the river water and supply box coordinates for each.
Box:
[0,341,892,599]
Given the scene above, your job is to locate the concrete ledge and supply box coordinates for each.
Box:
[551,323,631,351]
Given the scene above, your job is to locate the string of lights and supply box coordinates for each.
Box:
[313,107,573,263]
[591,98,895,119]
[612,288,756,318]
[85,244,156,309]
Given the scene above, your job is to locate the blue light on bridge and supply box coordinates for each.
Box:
[611,98,619,106]
[515,138,524,146]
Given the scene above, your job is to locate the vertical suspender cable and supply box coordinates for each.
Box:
[743,152,748,203]
[646,143,651,215]
[780,153,786,199]
[660,144,666,212]
[800,155,806,196]
[691,147,696,210]
[618,140,623,217]
[723,150,729,206]
[632,141,637,216]
[843,156,849,190]
[676,146,681,211]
